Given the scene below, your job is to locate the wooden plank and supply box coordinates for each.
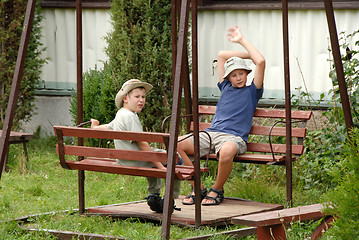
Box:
[310,215,335,240]
[87,197,283,227]
[202,153,286,163]
[58,145,169,163]
[250,125,306,138]
[53,126,170,143]
[23,227,124,240]
[197,106,312,120]
[198,105,217,115]
[231,204,326,227]
[180,227,257,240]
[253,108,313,120]
[246,143,304,155]
[191,123,306,138]
[0,130,33,143]
[65,159,192,180]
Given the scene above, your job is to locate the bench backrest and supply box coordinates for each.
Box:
[191,106,312,156]
[53,126,172,169]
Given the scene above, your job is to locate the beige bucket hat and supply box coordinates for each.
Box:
[115,79,153,108]
[223,57,252,79]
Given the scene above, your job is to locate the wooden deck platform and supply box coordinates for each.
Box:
[87,196,283,227]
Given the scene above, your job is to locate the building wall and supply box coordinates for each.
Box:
[23,8,111,135]
[197,9,359,105]
[22,8,359,134]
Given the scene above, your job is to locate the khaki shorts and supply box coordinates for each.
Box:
[185,131,247,158]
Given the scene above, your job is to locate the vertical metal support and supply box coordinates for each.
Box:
[76,0,85,215]
[191,0,202,228]
[0,0,37,180]
[171,0,177,86]
[162,0,189,239]
[282,0,293,206]
[324,0,354,137]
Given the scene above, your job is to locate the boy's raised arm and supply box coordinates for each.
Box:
[218,26,265,88]
[227,25,265,88]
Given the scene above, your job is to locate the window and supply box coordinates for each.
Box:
[40,0,110,9]
[198,0,359,10]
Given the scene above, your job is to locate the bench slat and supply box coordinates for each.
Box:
[191,123,306,138]
[231,204,326,227]
[198,105,312,120]
[64,159,190,180]
[203,153,290,164]
[63,157,208,180]
[58,145,169,163]
[54,126,170,144]
[253,109,312,120]
[247,143,304,155]
[250,125,306,138]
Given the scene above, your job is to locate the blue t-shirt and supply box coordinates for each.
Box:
[206,80,263,142]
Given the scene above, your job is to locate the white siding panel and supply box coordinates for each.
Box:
[198,9,359,104]
[39,8,358,104]
[40,9,111,90]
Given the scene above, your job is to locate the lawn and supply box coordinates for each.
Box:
[0,134,327,239]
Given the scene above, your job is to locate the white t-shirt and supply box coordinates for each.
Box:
[108,107,143,151]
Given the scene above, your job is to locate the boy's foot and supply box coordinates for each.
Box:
[145,193,181,213]
[182,188,207,205]
[146,193,163,212]
[201,188,224,205]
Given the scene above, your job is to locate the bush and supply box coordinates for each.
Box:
[104,0,173,132]
[70,64,115,146]
[70,64,116,127]
[0,1,46,130]
[322,128,359,239]
[292,29,359,192]
[328,29,359,127]
[71,0,174,134]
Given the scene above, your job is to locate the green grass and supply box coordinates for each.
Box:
[0,135,326,239]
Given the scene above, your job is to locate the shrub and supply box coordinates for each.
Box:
[70,64,115,146]
[104,0,173,132]
[293,29,359,191]
[71,0,173,134]
[322,127,359,239]
[328,29,359,127]
[0,1,46,130]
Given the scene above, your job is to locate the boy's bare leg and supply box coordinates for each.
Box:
[201,141,237,204]
[177,138,206,204]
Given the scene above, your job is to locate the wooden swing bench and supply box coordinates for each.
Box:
[53,126,209,181]
[191,105,313,165]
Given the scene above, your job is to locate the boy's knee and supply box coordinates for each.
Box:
[218,142,237,161]
[177,138,193,153]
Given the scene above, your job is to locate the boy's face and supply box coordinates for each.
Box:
[123,87,147,113]
[227,69,248,88]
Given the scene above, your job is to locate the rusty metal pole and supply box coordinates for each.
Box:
[324,0,354,137]
[173,0,192,132]
[161,0,189,239]
[171,0,177,85]
[76,0,85,215]
[0,0,37,180]
[191,0,202,227]
[282,0,293,206]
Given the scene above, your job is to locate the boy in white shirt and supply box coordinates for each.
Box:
[91,79,181,213]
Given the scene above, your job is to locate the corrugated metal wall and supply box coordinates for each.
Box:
[39,8,359,104]
[197,9,359,105]
[39,8,111,93]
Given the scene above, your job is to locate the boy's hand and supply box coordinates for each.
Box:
[90,119,100,128]
[227,25,244,43]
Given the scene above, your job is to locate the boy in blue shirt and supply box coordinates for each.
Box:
[178,25,265,205]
